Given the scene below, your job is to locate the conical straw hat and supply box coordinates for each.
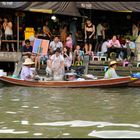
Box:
[23,58,35,65]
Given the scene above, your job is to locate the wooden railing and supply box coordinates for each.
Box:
[1,40,24,52]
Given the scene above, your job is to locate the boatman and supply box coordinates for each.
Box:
[20,58,36,81]
[104,60,119,79]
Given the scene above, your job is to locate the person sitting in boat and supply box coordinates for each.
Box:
[104,60,119,79]
[20,58,37,81]
[65,72,77,81]
[50,48,65,80]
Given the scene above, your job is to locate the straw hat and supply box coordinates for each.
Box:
[23,58,35,65]
[109,60,118,67]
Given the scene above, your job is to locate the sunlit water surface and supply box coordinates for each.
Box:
[0,85,140,138]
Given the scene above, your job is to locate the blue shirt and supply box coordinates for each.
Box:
[21,45,33,53]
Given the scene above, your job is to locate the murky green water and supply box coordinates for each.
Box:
[0,85,140,138]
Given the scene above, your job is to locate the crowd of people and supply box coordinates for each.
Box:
[0,15,137,81]
[18,18,139,81]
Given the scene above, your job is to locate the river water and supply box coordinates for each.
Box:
[0,85,140,138]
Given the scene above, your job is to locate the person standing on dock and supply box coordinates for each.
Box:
[3,17,15,52]
[84,19,95,55]
[104,60,119,79]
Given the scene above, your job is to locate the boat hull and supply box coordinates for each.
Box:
[0,76,135,88]
[128,79,140,87]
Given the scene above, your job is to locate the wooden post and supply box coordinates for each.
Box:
[17,15,19,52]
[83,55,89,75]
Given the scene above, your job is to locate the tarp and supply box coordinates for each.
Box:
[0,2,81,17]
[76,2,140,12]
[24,2,81,17]
[0,2,31,9]
[2,2,140,16]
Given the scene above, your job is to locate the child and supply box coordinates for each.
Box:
[73,45,84,66]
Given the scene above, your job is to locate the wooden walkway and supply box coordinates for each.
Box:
[0,51,140,77]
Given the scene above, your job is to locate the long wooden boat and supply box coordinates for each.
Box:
[0,76,137,88]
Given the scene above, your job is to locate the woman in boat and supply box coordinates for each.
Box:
[20,58,36,80]
[104,60,119,79]
[50,48,65,80]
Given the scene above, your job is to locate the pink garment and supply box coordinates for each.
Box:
[108,39,121,48]
[66,37,73,48]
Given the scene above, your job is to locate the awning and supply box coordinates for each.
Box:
[0,2,31,9]
[76,2,140,12]
[24,2,81,17]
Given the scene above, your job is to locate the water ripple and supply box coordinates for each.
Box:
[6,111,17,114]
[33,120,140,128]
[0,129,28,134]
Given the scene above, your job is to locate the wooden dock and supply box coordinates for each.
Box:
[0,52,140,77]
[0,52,22,62]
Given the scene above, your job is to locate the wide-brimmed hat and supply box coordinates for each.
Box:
[23,58,35,65]
[109,60,118,67]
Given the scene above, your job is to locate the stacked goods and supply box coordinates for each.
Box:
[24,27,35,40]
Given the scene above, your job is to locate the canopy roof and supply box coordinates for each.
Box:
[0,2,31,9]
[1,2,140,16]
[23,2,81,17]
[76,2,140,12]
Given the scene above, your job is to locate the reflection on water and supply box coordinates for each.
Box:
[88,130,140,138]
[0,86,140,138]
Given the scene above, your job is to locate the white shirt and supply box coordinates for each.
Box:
[96,24,104,36]
[51,54,64,75]
[49,41,63,51]
[101,41,109,53]
[5,22,13,35]
[20,66,32,80]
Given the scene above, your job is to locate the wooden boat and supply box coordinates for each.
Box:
[128,79,140,87]
[0,76,137,88]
